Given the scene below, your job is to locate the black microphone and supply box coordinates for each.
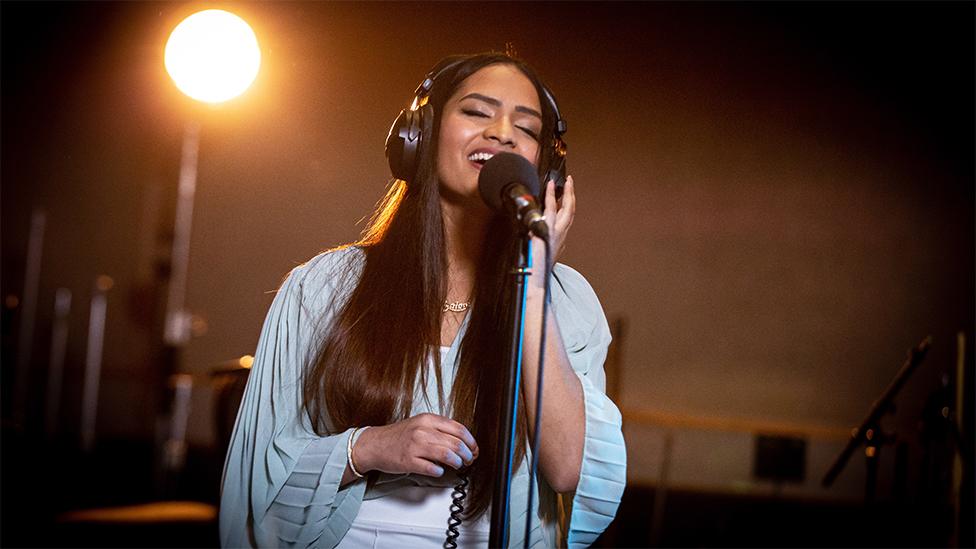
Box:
[477,152,549,239]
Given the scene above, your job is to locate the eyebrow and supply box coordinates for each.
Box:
[459,93,542,120]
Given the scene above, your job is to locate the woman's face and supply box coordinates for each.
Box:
[436,64,543,207]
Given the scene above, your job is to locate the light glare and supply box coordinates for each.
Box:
[165,9,261,104]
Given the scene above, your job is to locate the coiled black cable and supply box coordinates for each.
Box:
[444,471,469,549]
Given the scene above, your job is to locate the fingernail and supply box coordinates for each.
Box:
[432,465,444,476]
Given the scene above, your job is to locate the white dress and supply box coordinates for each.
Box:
[335,347,490,548]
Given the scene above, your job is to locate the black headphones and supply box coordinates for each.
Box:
[385,57,568,196]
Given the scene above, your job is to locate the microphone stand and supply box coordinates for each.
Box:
[488,231,532,549]
[822,336,932,502]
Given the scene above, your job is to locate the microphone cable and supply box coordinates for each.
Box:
[444,470,469,549]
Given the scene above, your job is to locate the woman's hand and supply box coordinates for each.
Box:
[531,175,575,288]
[352,413,479,477]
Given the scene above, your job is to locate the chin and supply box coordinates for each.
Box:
[440,188,491,214]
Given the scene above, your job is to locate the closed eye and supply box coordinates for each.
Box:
[518,126,539,140]
[462,107,539,140]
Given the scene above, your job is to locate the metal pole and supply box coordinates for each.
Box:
[13,209,46,428]
[44,288,71,439]
[161,373,194,496]
[649,431,674,546]
[488,237,531,549]
[950,331,966,546]
[80,276,112,453]
[164,120,200,347]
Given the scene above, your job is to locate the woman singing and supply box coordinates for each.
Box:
[219,52,626,548]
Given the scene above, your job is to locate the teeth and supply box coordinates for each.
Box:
[467,152,495,162]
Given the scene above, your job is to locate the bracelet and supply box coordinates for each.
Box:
[347,426,370,479]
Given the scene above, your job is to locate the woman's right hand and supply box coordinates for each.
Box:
[353,413,479,477]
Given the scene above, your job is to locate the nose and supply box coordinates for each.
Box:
[484,117,516,147]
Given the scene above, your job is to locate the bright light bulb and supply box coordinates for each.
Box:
[165,9,261,104]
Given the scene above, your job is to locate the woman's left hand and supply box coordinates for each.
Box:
[531,175,575,288]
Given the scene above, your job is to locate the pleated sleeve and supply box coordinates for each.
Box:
[550,264,627,548]
[219,248,366,549]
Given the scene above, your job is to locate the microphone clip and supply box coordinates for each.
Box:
[504,184,549,240]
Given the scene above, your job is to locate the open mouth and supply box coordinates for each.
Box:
[467,151,495,168]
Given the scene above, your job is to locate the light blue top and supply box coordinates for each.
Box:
[219,247,626,548]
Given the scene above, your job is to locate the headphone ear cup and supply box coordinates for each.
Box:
[385,107,424,182]
[542,151,567,203]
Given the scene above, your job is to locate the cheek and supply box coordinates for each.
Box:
[435,119,472,188]
[435,122,457,172]
[436,118,465,161]
[527,143,542,168]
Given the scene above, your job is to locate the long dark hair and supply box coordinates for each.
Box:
[303,52,560,519]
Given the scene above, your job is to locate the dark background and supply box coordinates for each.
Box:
[3,1,973,547]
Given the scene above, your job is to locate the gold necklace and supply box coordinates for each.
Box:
[443,300,470,313]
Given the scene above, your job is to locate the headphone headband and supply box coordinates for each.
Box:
[385,56,568,195]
